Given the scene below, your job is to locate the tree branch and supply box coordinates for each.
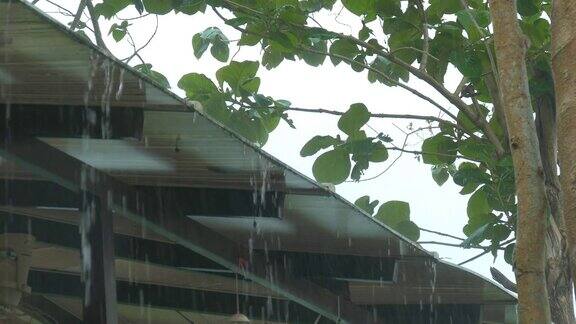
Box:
[70,0,87,31]
[85,0,109,52]
[301,45,460,121]
[282,106,467,131]
[419,227,465,241]
[213,7,483,141]
[458,238,515,266]
[419,241,498,250]
[386,146,481,163]
[218,0,506,156]
[122,15,159,63]
[416,0,429,72]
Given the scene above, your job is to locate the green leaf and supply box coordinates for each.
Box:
[216,61,260,96]
[241,77,261,93]
[368,56,409,85]
[457,110,479,133]
[521,18,550,48]
[369,142,388,162]
[108,21,128,42]
[301,39,327,66]
[355,195,379,215]
[452,162,490,191]
[202,93,231,122]
[421,134,457,165]
[358,25,371,41]
[375,200,410,227]
[428,0,462,17]
[467,188,492,220]
[193,27,229,62]
[488,224,511,242]
[262,46,285,69]
[94,0,132,18]
[143,0,173,14]
[300,135,340,156]
[517,0,542,16]
[461,223,489,247]
[463,213,497,236]
[458,138,496,164]
[132,0,144,13]
[229,110,269,146]
[177,73,219,100]
[174,0,206,14]
[375,0,402,17]
[338,103,370,135]
[351,159,369,181]
[341,0,376,16]
[394,220,420,241]
[431,165,449,186]
[450,49,484,78]
[133,64,170,88]
[238,23,264,46]
[312,148,351,184]
[456,9,490,41]
[192,33,209,58]
[211,38,230,62]
[504,243,515,265]
[329,39,358,65]
[269,31,297,51]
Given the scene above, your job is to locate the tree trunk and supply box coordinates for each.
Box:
[535,97,575,324]
[551,0,576,301]
[488,0,551,323]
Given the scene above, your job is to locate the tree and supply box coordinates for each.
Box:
[47,0,576,321]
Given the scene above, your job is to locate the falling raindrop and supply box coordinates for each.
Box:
[115,68,125,100]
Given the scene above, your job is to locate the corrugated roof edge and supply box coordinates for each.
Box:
[12,0,516,302]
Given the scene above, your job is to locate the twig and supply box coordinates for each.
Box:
[302,45,460,122]
[390,47,439,63]
[454,76,469,96]
[419,241,498,250]
[283,106,463,130]
[70,0,87,31]
[351,123,413,182]
[117,13,151,21]
[419,227,465,241]
[385,146,479,162]
[122,15,159,63]
[125,31,148,66]
[458,248,491,265]
[458,238,515,265]
[44,0,75,16]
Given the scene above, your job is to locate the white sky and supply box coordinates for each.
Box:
[36,1,514,282]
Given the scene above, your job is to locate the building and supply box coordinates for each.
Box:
[0,0,516,323]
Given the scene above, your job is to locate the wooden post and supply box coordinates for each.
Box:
[80,191,118,324]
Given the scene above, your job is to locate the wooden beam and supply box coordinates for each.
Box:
[20,293,82,324]
[0,137,375,324]
[80,192,118,324]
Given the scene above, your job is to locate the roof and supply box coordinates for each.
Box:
[0,0,516,321]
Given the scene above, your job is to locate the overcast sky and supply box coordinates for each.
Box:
[35,0,514,283]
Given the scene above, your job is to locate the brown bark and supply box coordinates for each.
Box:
[535,97,575,324]
[488,0,551,322]
[551,0,576,302]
